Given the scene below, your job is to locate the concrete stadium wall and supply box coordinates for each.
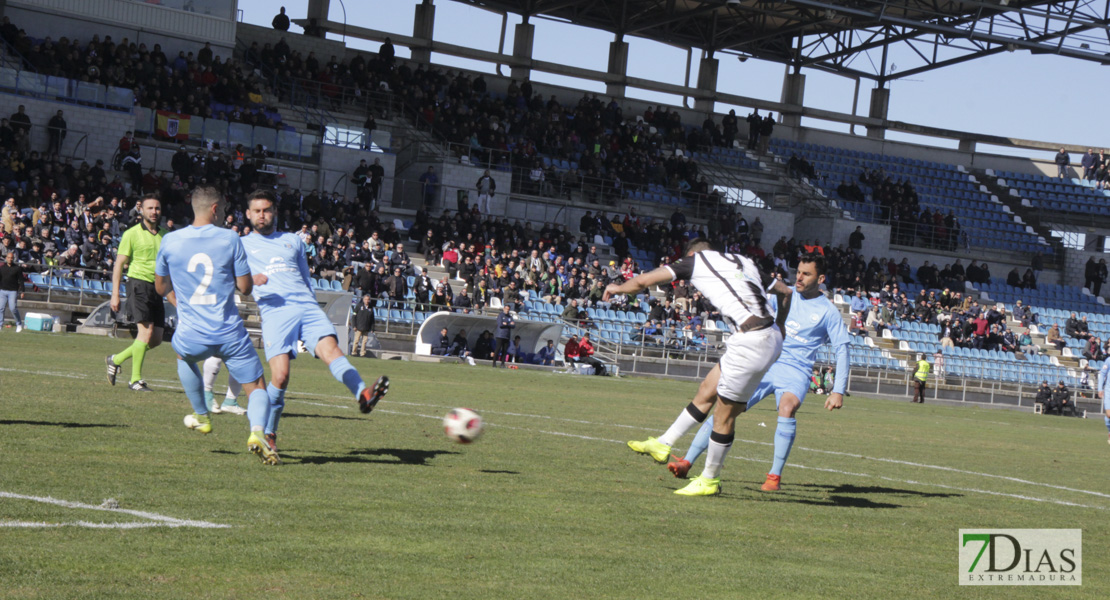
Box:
[794,217,889,259]
[400,160,511,216]
[319,144,396,202]
[1062,249,1110,299]
[414,311,562,356]
[6,2,235,57]
[0,93,131,165]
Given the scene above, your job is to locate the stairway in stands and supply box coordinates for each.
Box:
[972,169,1064,262]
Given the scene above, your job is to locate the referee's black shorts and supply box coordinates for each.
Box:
[126,278,165,328]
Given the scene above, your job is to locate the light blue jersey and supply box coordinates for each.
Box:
[1098,361,1110,411]
[240,231,317,310]
[241,230,335,361]
[155,225,251,345]
[777,291,851,395]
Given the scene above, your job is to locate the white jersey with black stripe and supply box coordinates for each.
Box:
[664,250,775,326]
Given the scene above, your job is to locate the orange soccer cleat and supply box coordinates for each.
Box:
[760,473,781,491]
[667,456,691,479]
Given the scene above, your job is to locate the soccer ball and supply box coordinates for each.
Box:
[443,408,484,444]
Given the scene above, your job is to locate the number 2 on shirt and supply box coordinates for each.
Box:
[187,252,216,305]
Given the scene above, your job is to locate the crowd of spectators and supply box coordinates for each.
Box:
[0,17,279,131]
[242,28,763,211]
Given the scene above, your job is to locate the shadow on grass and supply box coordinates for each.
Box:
[478,469,521,475]
[706,483,962,509]
[287,448,459,466]
[0,419,129,429]
[281,412,364,422]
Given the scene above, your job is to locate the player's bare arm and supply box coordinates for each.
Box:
[253,273,268,286]
[236,273,253,296]
[110,254,130,312]
[824,393,844,410]
[603,267,674,302]
[154,272,171,297]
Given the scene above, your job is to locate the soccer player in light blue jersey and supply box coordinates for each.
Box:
[242,190,389,451]
[633,253,849,491]
[154,186,280,465]
[1095,360,1110,444]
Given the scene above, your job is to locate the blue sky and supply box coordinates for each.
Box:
[239,0,1102,158]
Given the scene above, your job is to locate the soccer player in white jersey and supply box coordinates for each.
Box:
[154,186,280,465]
[659,253,850,490]
[1096,360,1110,444]
[604,238,784,496]
[242,189,389,451]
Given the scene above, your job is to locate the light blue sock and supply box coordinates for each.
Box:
[204,390,215,412]
[328,356,365,398]
[683,416,714,464]
[177,360,208,416]
[246,388,271,431]
[770,416,797,477]
[1104,416,1110,434]
[266,384,286,436]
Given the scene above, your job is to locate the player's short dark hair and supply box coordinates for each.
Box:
[798,252,826,276]
[190,185,222,212]
[247,188,277,207]
[139,191,160,205]
[683,237,712,255]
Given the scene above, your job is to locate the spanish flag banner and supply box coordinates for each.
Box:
[155,110,190,141]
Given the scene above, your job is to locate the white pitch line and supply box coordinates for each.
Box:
[0,520,202,529]
[291,392,1110,501]
[8,365,1110,505]
[0,491,231,529]
[477,422,1110,511]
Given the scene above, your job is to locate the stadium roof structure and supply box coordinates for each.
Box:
[459,0,1110,81]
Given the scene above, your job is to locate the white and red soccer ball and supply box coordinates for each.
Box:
[443,408,484,444]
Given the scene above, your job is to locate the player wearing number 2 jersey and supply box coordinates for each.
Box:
[154,186,280,465]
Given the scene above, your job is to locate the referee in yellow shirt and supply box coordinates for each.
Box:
[105,194,169,392]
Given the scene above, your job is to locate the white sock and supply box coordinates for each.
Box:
[225,376,242,400]
[657,404,707,446]
[702,438,732,479]
[202,357,222,392]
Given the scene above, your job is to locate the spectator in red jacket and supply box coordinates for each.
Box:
[576,332,606,375]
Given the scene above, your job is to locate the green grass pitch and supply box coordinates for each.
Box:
[0,333,1106,598]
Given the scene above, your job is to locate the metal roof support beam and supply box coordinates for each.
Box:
[512,20,536,81]
[412,1,436,65]
[787,0,1110,63]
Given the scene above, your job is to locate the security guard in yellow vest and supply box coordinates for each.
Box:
[911,353,931,403]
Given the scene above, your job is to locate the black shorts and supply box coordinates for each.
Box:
[126,278,165,328]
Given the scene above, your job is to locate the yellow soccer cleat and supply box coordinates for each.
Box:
[248,431,282,466]
[183,413,212,434]
[627,437,671,463]
[674,476,721,496]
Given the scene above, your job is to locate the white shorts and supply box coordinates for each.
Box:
[717,324,783,405]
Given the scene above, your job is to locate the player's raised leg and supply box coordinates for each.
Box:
[668,369,777,478]
[676,325,783,496]
[664,364,722,477]
[314,334,389,414]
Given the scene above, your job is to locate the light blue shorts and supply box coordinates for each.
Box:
[745,362,811,410]
[172,329,264,384]
[260,304,337,361]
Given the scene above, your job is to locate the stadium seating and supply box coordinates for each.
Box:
[770,139,1049,254]
[995,170,1110,217]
